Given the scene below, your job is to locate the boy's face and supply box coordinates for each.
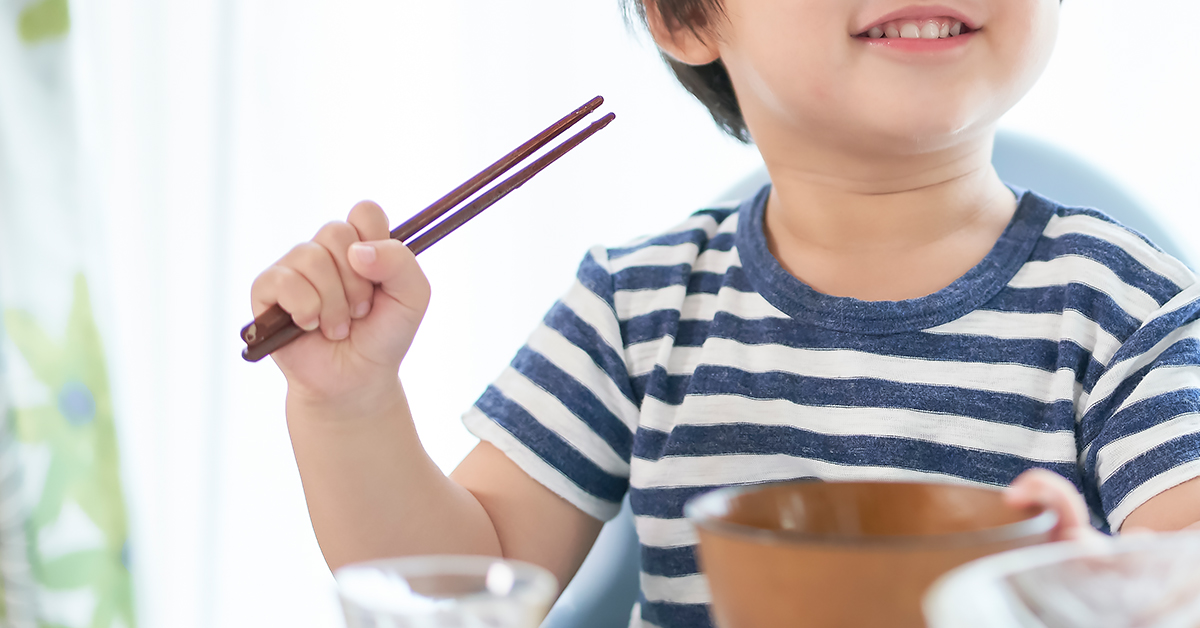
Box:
[690,0,1060,154]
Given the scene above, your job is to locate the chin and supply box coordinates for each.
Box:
[847,99,996,155]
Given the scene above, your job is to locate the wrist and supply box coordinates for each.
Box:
[286,377,410,427]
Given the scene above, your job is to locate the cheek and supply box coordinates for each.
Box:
[989,2,1060,112]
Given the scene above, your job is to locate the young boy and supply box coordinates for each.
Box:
[251,0,1200,625]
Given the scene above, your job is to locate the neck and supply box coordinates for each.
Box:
[756,129,1019,300]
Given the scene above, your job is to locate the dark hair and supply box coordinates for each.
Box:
[621,0,752,143]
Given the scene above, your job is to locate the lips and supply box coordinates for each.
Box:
[854,5,980,38]
[860,17,970,40]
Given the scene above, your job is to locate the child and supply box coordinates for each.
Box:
[251,0,1200,626]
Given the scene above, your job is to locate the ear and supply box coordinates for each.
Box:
[642,0,722,66]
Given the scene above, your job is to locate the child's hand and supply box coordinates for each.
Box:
[1005,468,1106,543]
[250,201,430,401]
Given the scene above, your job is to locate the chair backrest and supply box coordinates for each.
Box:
[539,131,1190,628]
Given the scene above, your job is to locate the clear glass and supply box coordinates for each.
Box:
[336,555,558,628]
[925,532,1200,628]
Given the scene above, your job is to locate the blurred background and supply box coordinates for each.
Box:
[0,0,1197,626]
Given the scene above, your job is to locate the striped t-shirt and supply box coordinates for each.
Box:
[462,186,1200,628]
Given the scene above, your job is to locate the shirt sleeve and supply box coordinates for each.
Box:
[1081,283,1200,532]
[462,246,641,521]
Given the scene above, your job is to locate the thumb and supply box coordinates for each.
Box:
[347,240,431,319]
[1006,469,1097,542]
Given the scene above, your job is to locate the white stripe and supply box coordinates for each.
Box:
[560,276,626,358]
[615,284,687,321]
[1085,318,1200,418]
[625,339,666,378]
[640,573,712,605]
[640,396,684,433]
[703,338,1078,405]
[1149,282,1200,320]
[1108,458,1200,531]
[617,284,788,324]
[463,408,622,521]
[1043,213,1193,290]
[1097,412,1200,483]
[635,515,698,549]
[1009,257,1161,322]
[626,342,706,380]
[490,367,630,477]
[692,246,741,275]
[526,324,640,430]
[608,243,700,274]
[630,454,985,490]
[678,287,789,322]
[928,309,1123,366]
[670,395,1076,463]
[1112,365,1200,417]
[612,213,720,252]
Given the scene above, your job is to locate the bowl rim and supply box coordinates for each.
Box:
[683,480,1059,549]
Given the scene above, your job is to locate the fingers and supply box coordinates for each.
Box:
[347,239,431,316]
[250,200,393,342]
[252,265,322,331]
[313,220,375,320]
[347,200,391,242]
[277,242,353,339]
[1006,468,1098,542]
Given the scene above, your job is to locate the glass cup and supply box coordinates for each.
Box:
[336,555,558,628]
[924,531,1200,628]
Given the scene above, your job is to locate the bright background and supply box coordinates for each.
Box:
[60,0,1200,626]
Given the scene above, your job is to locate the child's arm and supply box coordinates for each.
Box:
[253,201,602,584]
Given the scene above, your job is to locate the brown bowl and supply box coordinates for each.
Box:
[684,481,1057,628]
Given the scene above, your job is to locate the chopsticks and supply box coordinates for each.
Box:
[240,96,615,362]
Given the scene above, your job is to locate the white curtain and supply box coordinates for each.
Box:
[44,0,1200,626]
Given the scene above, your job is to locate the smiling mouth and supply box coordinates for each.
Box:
[856,17,976,40]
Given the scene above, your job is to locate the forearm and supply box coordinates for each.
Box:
[286,380,501,571]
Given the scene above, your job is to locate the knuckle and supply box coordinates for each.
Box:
[316,221,357,245]
[291,241,335,272]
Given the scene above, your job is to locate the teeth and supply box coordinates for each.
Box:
[864,19,968,40]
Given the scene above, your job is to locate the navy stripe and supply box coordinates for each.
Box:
[511,348,633,459]
[642,367,691,408]
[542,303,638,407]
[640,424,1078,487]
[624,310,1103,386]
[686,272,725,295]
[576,251,615,308]
[1032,232,1181,305]
[1100,436,1200,517]
[1108,302,1200,365]
[640,544,699,577]
[680,367,1077,432]
[640,600,715,628]
[631,486,728,520]
[984,286,1142,341]
[475,387,628,503]
[1096,390,1200,450]
[613,264,692,292]
[622,309,681,347]
[609,230,713,261]
[1057,206,1159,249]
[633,426,670,460]
[690,207,738,224]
